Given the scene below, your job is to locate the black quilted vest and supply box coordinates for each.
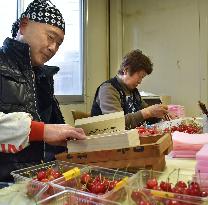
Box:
[0,38,65,181]
[91,77,143,116]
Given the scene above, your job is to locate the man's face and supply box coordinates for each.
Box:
[20,19,64,66]
[123,69,147,90]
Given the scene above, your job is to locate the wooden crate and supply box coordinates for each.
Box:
[56,152,166,172]
[86,154,166,172]
[56,133,172,171]
[67,133,172,163]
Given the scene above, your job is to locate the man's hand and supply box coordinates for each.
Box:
[141,104,168,119]
[43,124,86,146]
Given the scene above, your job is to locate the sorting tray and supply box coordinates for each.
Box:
[51,165,133,202]
[11,160,85,183]
[37,189,121,205]
[11,160,86,199]
[127,169,208,205]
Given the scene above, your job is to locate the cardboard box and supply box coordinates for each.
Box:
[56,133,172,171]
[66,133,172,163]
[75,111,125,136]
[67,129,140,153]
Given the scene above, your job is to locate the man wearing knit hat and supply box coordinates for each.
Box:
[0,0,86,182]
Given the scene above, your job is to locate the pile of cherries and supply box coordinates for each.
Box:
[34,167,62,182]
[131,178,208,205]
[164,124,201,134]
[136,126,161,136]
[79,172,120,194]
[27,168,62,199]
[136,122,201,136]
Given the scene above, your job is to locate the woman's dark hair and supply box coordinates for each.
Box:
[118,49,153,76]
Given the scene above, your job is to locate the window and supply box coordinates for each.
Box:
[0,1,17,43]
[22,0,84,103]
[50,0,84,103]
[0,1,84,103]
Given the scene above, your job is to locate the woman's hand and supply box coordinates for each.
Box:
[141,104,168,119]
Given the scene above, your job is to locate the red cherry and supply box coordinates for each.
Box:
[51,170,62,179]
[40,178,49,182]
[187,187,201,196]
[188,181,200,191]
[87,182,93,192]
[91,182,105,194]
[137,127,146,134]
[47,175,55,181]
[171,126,178,132]
[172,187,184,194]
[152,185,160,190]
[131,191,142,203]
[181,188,189,195]
[37,170,46,181]
[166,200,181,205]
[175,181,187,189]
[146,178,158,189]
[139,201,151,205]
[160,181,172,191]
[148,129,156,135]
[200,191,208,197]
[45,168,53,177]
[94,175,102,183]
[164,128,170,133]
[108,180,118,191]
[102,179,110,187]
[81,173,91,184]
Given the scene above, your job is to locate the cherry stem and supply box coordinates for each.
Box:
[198,169,201,187]
[112,168,119,182]
[167,168,177,182]
[177,168,181,183]
[99,173,102,182]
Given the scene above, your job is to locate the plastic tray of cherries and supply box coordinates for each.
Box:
[11,160,86,183]
[50,165,133,202]
[155,118,202,134]
[11,160,86,200]
[136,125,163,137]
[127,169,208,205]
[37,189,121,205]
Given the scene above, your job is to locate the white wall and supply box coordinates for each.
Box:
[111,0,208,116]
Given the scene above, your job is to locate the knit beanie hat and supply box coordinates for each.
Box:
[11,0,65,38]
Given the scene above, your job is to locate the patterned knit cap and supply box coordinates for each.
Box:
[11,0,65,38]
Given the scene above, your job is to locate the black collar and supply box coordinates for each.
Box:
[2,38,60,77]
[3,38,31,71]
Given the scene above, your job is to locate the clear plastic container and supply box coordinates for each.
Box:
[28,181,64,202]
[37,189,121,205]
[51,165,133,203]
[127,169,208,205]
[127,187,208,205]
[11,160,86,200]
[11,160,86,183]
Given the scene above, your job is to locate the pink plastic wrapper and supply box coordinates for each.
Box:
[196,144,208,161]
[169,150,197,158]
[168,104,185,118]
